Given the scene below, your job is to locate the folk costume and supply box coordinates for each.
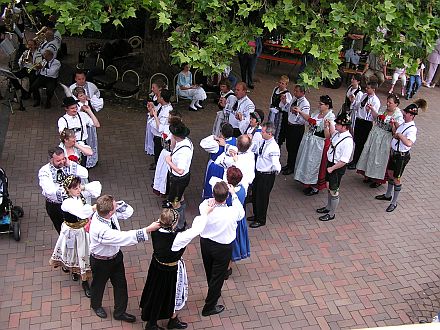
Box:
[228,95,255,137]
[267,86,292,145]
[38,161,88,233]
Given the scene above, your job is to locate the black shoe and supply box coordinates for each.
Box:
[303,187,313,194]
[363,178,372,184]
[246,216,255,222]
[248,84,255,89]
[202,304,225,317]
[167,316,188,329]
[93,307,107,319]
[149,163,156,170]
[33,100,40,107]
[71,273,79,281]
[375,194,392,201]
[146,324,164,330]
[347,163,356,170]
[250,221,265,228]
[114,312,136,323]
[369,182,382,188]
[82,281,91,298]
[61,266,70,273]
[195,103,204,109]
[305,188,319,196]
[282,168,294,175]
[224,268,232,280]
[188,106,198,112]
[316,207,330,214]
[319,214,335,221]
[386,204,397,212]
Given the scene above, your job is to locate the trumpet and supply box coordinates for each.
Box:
[27,59,46,73]
[21,50,33,66]
[33,26,48,47]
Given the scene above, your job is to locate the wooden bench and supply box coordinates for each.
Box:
[258,53,303,72]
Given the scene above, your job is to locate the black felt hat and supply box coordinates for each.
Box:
[62,97,79,107]
[335,111,352,126]
[170,122,190,138]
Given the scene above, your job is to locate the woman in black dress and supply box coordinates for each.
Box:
[140,208,188,330]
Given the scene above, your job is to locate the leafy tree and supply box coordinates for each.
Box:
[18,0,440,86]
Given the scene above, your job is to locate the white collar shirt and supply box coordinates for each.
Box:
[356,94,381,121]
[222,90,237,116]
[70,81,101,98]
[214,150,256,192]
[171,196,245,251]
[327,131,354,163]
[391,121,417,152]
[38,162,88,203]
[39,58,61,78]
[89,204,149,257]
[58,112,94,142]
[170,138,193,176]
[288,96,310,125]
[228,95,255,132]
[252,137,281,173]
[347,86,364,111]
[39,40,58,58]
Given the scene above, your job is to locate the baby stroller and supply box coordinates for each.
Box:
[0,167,23,241]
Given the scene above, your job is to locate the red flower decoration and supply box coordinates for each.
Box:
[68,155,79,163]
[377,114,386,122]
[307,118,317,126]
[162,133,168,140]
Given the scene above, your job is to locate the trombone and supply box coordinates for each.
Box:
[27,59,45,73]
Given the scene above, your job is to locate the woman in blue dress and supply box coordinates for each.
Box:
[225,166,250,279]
[200,123,236,199]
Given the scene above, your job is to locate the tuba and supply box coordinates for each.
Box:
[33,26,48,47]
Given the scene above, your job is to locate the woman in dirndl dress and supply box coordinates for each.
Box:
[356,94,404,188]
[293,95,336,196]
[225,166,250,279]
[72,86,103,168]
[49,175,102,297]
[146,81,166,168]
[140,208,188,330]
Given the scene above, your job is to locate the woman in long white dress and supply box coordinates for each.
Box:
[49,175,102,297]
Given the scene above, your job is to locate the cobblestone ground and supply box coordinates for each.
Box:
[1,37,440,329]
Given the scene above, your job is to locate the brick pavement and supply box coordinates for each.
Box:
[1,38,440,329]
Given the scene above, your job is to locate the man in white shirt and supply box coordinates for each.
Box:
[228,82,255,137]
[165,121,193,230]
[58,97,100,144]
[212,79,237,136]
[171,181,245,317]
[69,69,100,99]
[283,85,310,175]
[348,81,380,169]
[316,112,354,221]
[38,29,58,58]
[214,134,255,193]
[249,122,281,228]
[375,102,421,212]
[89,195,160,322]
[38,146,88,233]
[29,49,60,108]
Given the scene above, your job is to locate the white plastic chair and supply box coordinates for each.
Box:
[113,69,140,99]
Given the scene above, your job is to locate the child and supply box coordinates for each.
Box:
[388,67,407,96]
[267,75,292,146]
[406,59,425,100]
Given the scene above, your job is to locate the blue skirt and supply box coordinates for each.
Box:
[231,217,250,261]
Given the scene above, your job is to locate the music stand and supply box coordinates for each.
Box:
[0,67,25,113]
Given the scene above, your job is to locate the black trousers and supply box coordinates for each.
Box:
[252,171,276,224]
[168,172,190,203]
[285,124,305,169]
[277,111,289,146]
[352,118,373,164]
[30,75,58,102]
[153,136,163,164]
[200,237,232,311]
[238,53,254,86]
[45,200,63,234]
[90,251,128,317]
